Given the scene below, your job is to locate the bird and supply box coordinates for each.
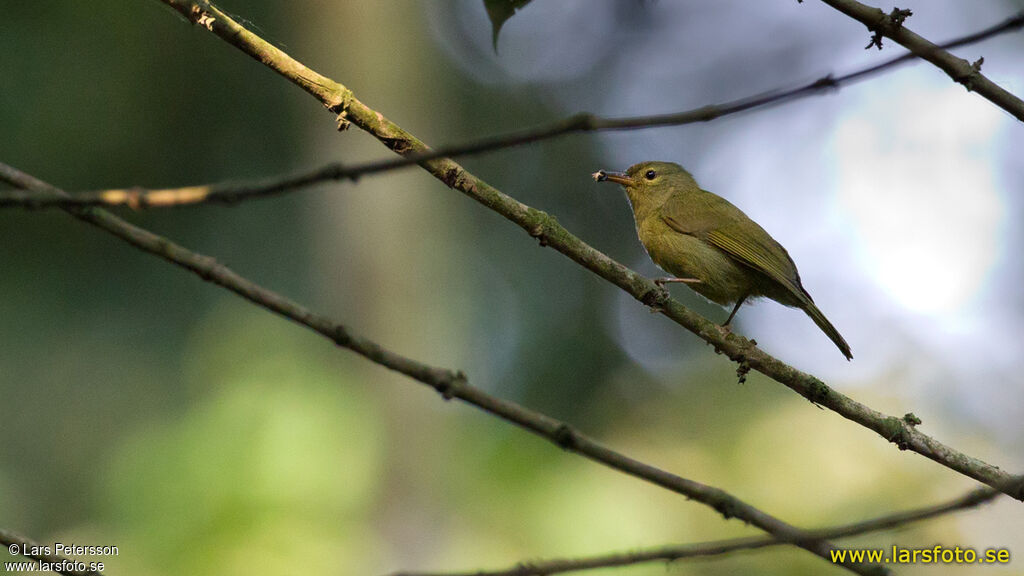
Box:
[594,161,852,360]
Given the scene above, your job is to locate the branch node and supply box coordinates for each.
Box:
[527,214,555,247]
[323,162,354,183]
[864,7,913,50]
[125,187,147,210]
[1013,477,1024,501]
[889,7,913,28]
[326,85,354,119]
[570,112,597,131]
[958,57,986,92]
[511,562,536,576]
[811,74,838,91]
[336,110,351,131]
[807,379,831,406]
[902,412,922,427]
[697,104,723,122]
[435,382,453,401]
[640,285,670,311]
[882,416,911,450]
[381,136,414,155]
[711,494,739,520]
[433,370,466,401]
[441,167,462,189]
[552,424,578,450]
[194,255,221,281]
[449,370,467,398]
[190,4,217,32]
[331,325,352,347]
[735,356,751,385]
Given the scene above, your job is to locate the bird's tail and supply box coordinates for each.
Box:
[801,300,853,360]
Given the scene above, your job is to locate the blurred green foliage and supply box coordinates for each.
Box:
[1,2,1018,576]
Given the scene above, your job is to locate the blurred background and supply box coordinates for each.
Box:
[1,1,1022,574]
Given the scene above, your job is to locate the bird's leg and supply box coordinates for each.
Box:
[653,277,701,287]
[722,295,748,327]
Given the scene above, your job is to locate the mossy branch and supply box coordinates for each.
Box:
[0,162,887,576]
[818,0,1024,120]
[147,0,1024,503]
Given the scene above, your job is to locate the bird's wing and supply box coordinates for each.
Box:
[706,228,805,296]
[661,192,808,301]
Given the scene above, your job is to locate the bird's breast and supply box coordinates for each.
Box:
[637,218,754,306]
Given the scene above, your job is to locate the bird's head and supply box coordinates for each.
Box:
[593,161,695,211]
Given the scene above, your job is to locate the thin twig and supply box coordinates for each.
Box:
[818,0,1024,120]
[391,487,999,576]
[0,164,350,209]
[0,529,101,576]
[1,10,1021,210]
[153,0,1024,503]
[0,162,886,576]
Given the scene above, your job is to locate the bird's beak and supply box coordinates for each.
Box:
[592,170,633,187]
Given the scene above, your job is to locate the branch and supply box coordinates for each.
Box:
[151,0,1024,502]
[818,0,1024,120]
[1,10,1021,210]
[0,529,101,576]
[0,165,349,209]
[0,162,886,576]
[392,487,999,576]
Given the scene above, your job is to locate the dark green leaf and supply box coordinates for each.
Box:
[483,0,534,52]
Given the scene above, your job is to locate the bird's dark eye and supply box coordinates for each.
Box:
[645,170,657,180]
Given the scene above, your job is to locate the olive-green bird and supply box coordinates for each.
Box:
[595,161,852,360]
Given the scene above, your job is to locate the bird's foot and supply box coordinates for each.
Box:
[647,278,699,314]
[648,288,669,314]
[715,323,733,338]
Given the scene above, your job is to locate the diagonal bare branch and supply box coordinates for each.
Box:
[1,9,1020,211]
[818,0,1024,120]
[0,162,886,576]
[148,0,1024,503]
[391,487,999,576]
